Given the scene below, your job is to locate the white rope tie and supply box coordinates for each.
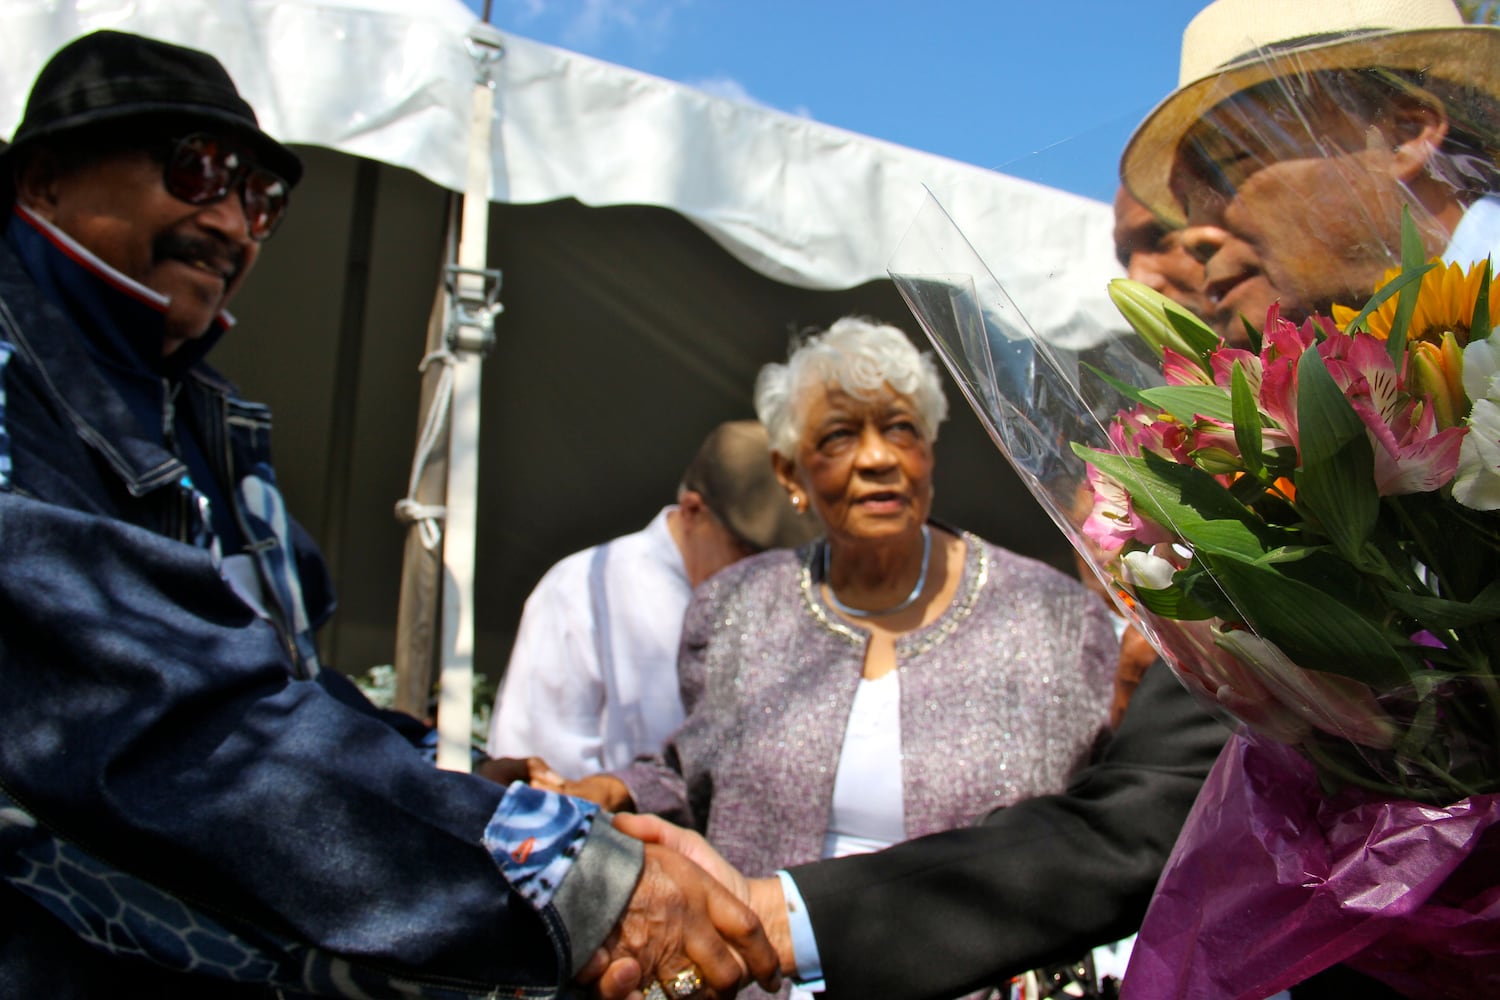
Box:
[394,348,457,551]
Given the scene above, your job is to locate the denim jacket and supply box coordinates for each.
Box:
[0,212,640,998]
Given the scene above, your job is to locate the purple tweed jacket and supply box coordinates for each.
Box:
[614,530,1117,880]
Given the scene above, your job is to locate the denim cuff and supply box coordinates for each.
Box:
[482,786,644,976]
[483,783,600,909]
[552,816,644,975]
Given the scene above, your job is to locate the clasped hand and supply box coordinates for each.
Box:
[509,758,790,999]
[579,815,797,1000]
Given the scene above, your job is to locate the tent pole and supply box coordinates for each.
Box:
[391,222,457,720]
[433,24,505,771]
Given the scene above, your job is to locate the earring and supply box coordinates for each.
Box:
[791,495,803,511]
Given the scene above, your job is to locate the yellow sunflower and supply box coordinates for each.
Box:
[1332,258,1497,429]
[1332,258,1500,346]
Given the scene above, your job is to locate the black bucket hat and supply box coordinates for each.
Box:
[2,29,301,187]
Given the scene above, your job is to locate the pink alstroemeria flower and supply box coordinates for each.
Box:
[1082,463,1174,553]
[1322,331,1464,495]
[1256,304,1325,450]
[1190,418,1296,477]
[1163,346,1215,387]
[1214,628,1401,749]
[1112,405,1194,466]
[1209,345,1263,395]
[1137,612,1313,745]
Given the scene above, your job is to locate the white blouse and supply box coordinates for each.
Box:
[821,671,905,859]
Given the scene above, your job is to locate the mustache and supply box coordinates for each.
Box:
[152,230,247,283]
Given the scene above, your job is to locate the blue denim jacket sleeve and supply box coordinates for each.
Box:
[0,491,642,997]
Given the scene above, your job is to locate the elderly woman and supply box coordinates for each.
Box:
[545,318,1115,985]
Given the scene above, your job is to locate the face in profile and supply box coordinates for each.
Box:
[1166,74,1447,343]
[1112,186,1209,320]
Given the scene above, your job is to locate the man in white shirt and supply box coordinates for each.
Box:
[488,420,817,777]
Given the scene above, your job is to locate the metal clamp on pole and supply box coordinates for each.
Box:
[466,22,505,86]
[443,264,502,355]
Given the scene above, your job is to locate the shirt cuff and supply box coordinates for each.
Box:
[482,785,646,977]
[483,782,599,909]
[776,869,826,992]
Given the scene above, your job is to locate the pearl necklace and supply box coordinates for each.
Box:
[822,525,932,618]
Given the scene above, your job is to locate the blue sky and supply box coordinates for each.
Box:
[460,0,1210,204]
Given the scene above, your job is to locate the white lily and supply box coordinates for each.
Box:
[1121,548,1177,591]
[1454,337,1500,510]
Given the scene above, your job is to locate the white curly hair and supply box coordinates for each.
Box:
[753,316,948,457]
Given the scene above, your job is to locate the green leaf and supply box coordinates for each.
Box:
[1384,579,1500,629]
[1255,543,1325,565]
[1074,446,1251,537]
[1132,581,1217,620]
[1385,207,1429,365]
[1395,693,1439,769]
[1230,360,1264,478]
[1140,385,1235,424]
[1295,348,1379,561]
[1082,362,1156,409]
[1240,314,1263,353]
[1474,257,1493,343]
[1341,262,1433,337]
[1204,556,1411,688]
[1163,300,1222,359]
[1179,518,1277,561]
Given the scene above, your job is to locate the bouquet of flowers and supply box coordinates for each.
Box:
[890,195,1500,997]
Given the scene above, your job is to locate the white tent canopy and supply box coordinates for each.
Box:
[0,0,1126,680]
[0,0,1121,326]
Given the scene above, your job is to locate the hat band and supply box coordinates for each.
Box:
[1217,28,1385,73]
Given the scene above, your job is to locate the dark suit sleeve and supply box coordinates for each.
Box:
[788,661,1229,1000]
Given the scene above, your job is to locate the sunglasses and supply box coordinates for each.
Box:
[162,133,289,241]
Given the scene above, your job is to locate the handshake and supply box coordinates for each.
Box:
[580,813,794,1000]
[478,758,795,1000]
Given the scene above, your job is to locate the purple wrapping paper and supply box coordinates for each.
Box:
[1122,734,1500,999]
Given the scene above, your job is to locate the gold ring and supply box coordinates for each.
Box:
[644,965,704,1000]
[669,965,702,995]
[666,966,705,999]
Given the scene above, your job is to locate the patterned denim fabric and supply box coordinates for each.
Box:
[238,462,323,677]
[0,787,552,1000]
[178,474,219,554]
[0,787,285,982]
[485,784,600,909]
[0,340,12,489]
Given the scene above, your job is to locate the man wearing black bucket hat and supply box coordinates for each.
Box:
[0,30,778,1000]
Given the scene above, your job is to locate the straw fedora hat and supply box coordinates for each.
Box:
[1120,0,1500,226]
